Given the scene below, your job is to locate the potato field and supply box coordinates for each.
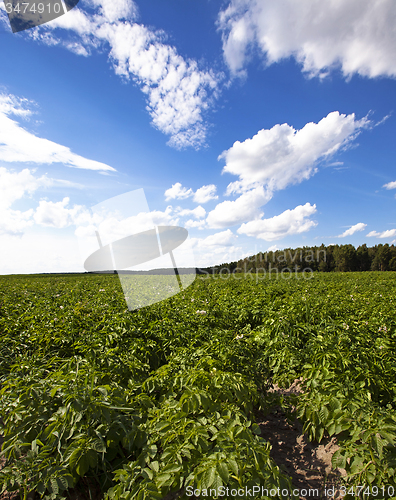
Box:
[0,272,395,500]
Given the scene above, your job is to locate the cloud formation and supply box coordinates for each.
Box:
[206,186,270,228]
[27,0,219,149]
[176,206,206,219]
[383,181,396,190]
[165,183,218,204]
[164,182,193,201]
[33,197,87,228]
[220,111,368,194]
[367,229,396,238]
[193,184,218,204]
[338,222,367,238]
[0,93,115,171]
[237,203,317,241]
[201,229,235,247]
[190,229,241,267]
[218,0,396,79]
[0,166,85,235]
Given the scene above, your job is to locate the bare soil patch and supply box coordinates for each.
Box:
[257,378,346,499]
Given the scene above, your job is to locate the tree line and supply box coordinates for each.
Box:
[200,243,396,274]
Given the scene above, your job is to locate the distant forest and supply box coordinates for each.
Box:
[201,243,396,274]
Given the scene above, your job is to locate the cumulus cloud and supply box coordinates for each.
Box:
[203,229,235,246]
[165,183,218,204]
[185,219,206,230]
[176,206,206,219]
[164,183,193,201]
[193,184,218,204]
[218,0,396,79]
[338,222,367,238]
[190,230,241,267]
[33,197,88,228]
[237,203,317,241]
[383,180,396,190]
[0,93,115,171]
[220,111,368,194]
[0,166,84,235]
[206,186,271,228]
[28,0,219,148]
[0,208,34,236]
[367,229,396,238]
[0,166,47,210]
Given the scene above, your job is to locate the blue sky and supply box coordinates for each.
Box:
[0,0,395,273]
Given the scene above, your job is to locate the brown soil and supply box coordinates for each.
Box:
[257,378,346,499]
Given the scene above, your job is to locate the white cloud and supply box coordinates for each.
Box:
[0,208,34,236]
[383,181,396,190]
[267,245,279,252]
[0,5,11,33]
[185,219,206,230]
[206,186,271,228]
[0,166,84,235]
[338,222,367,238]
[190,230,241,267]
[33,197,88,228]
[237,203,317,241]
[0,93,115,171]
[202,229,235,247]
[218,0,396,79]
[40,6,95,35]
[193,184,218,204]
[165,182,193,201]
[367,229,396,238]
[220,111,368,194]
[176,206,206,219]
[98,20,217,148]
[88,0,138,23]
[29,1,219,149]
[165,183,219,204]
[0,166,46,210]
[75,206,179,244]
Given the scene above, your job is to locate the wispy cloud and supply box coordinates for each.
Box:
[338,222,367,237]
[25,0,220,149]
[0,93,115,171]
[367,229,396,238]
